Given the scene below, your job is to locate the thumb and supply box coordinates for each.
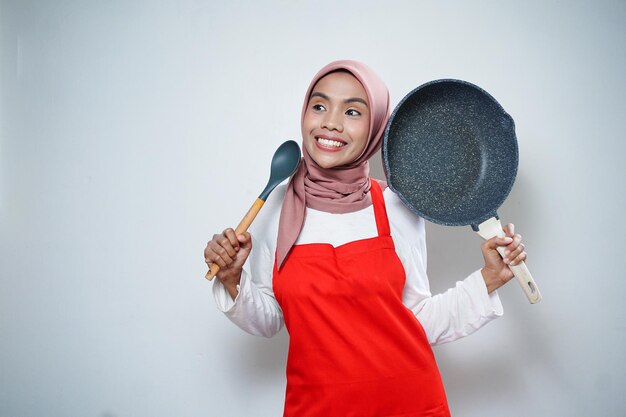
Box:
[238,232,252,250]
[483,235,512,251]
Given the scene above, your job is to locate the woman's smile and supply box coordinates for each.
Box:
[315,134,347,151]
[302,71,370,168]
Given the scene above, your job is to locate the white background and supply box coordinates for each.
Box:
[1,1,625,416]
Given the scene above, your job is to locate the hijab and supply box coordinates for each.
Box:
[276,60,391,268]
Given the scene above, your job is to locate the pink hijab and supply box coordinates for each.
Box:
[276,60,391,268]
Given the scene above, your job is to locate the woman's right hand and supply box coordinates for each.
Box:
[204,228,252,299]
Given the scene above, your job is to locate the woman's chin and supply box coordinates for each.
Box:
[312,158,339,169]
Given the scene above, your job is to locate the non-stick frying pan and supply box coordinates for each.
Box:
[383,79,541,303]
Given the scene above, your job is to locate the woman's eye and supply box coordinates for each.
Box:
[312,104,326,111]
[346,109,361,117]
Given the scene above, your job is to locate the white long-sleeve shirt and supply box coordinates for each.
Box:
[213,184,503,345]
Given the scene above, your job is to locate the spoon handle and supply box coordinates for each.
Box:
[205,198,266,281]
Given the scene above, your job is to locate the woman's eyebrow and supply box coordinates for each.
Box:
[345,97,368,107]
[310,92,369,107]
[310,92,330,101]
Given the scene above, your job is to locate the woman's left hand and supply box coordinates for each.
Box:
[480,223,527,293]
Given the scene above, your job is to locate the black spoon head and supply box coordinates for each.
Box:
[259,140,301,201]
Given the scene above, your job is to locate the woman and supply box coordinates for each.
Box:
[205,60,526,417]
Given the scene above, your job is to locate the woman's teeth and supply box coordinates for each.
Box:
[316,137,345,147]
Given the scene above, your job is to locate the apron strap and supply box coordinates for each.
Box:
[369,179,391,237]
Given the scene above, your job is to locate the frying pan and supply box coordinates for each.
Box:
[383,79,541,304]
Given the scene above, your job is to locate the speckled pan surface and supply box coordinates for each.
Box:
[382,79,518,227]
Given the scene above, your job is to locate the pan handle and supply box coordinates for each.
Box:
[475,217,542,304]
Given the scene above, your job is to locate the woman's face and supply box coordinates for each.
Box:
[302,71,370,169]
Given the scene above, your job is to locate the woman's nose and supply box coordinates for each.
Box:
[321,110,343,132]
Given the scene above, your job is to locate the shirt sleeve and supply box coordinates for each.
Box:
[211,188,286,338]
[385,189,504,346]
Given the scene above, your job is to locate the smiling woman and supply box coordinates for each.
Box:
[302,71,371,169]
[204,60,528,417]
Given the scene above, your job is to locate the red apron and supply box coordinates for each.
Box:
[273,180,450,417]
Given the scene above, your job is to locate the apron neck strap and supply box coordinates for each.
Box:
[369,179,391,237]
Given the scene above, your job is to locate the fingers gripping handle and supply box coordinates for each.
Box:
[476,217,542,304]
[205,198,265,281]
